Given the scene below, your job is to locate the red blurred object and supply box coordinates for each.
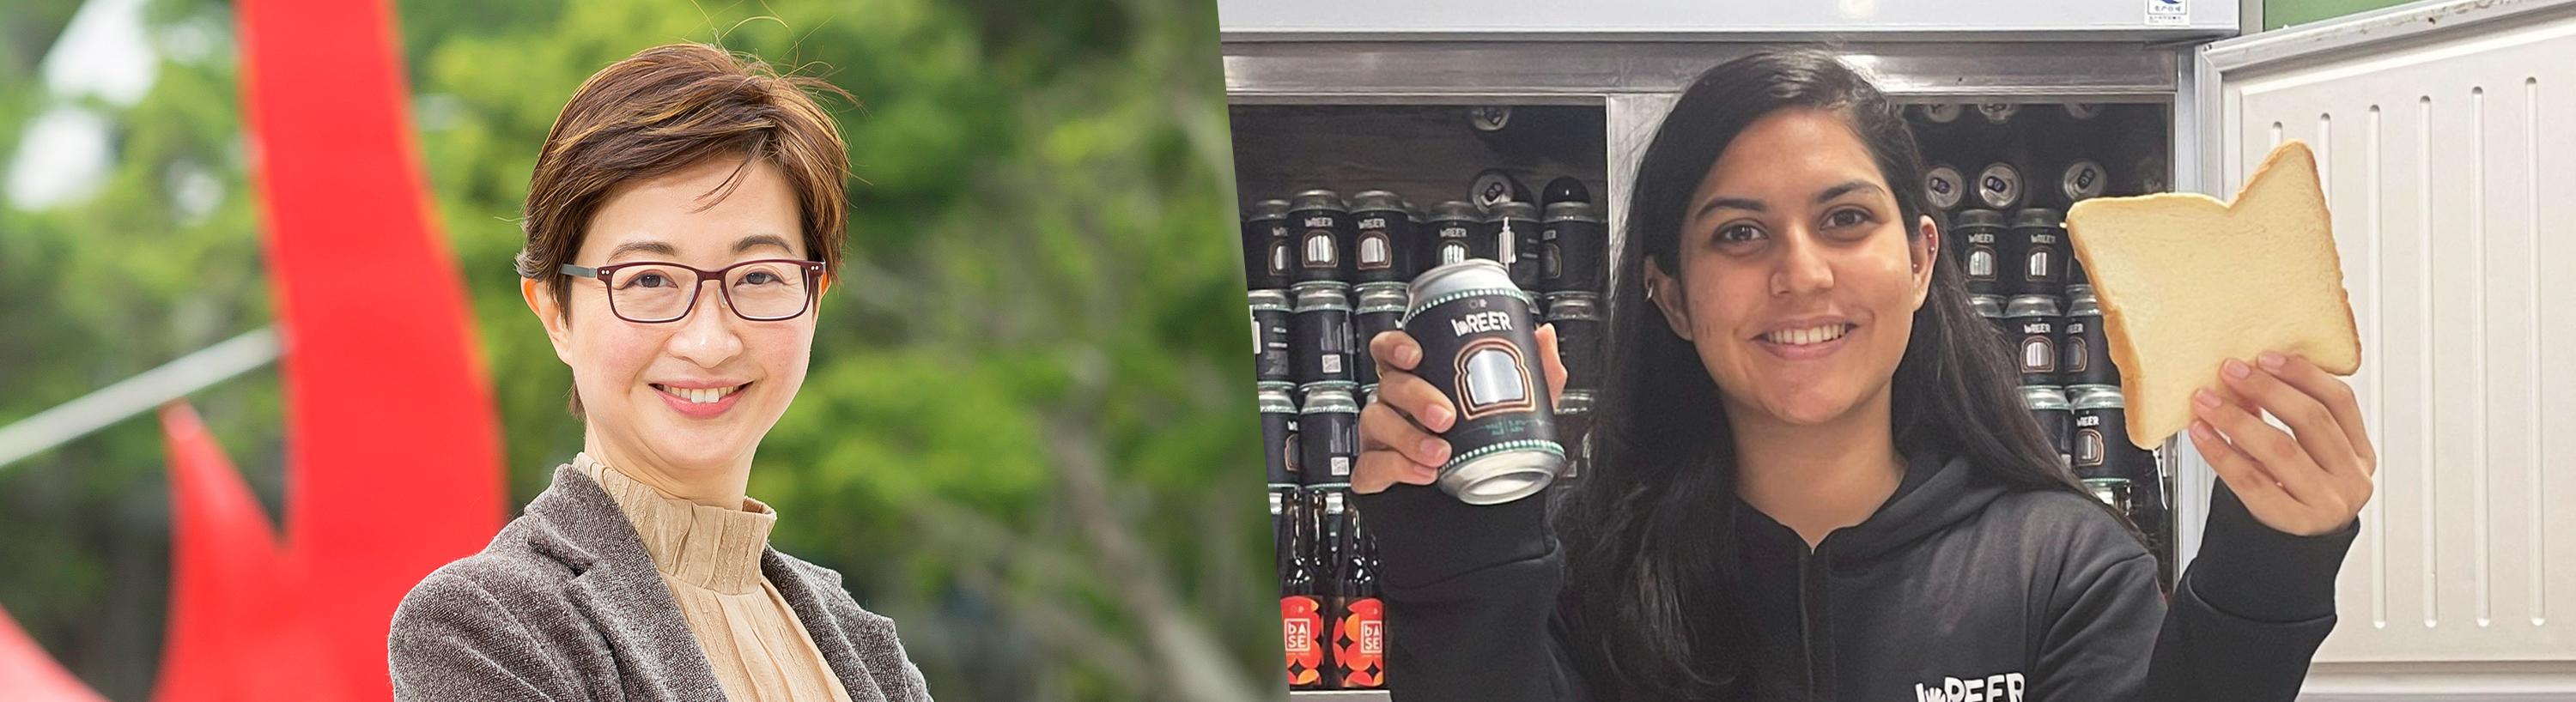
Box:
[0,0,505,699]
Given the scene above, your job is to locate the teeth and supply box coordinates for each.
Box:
[657,384,742,404]
[1765,324,1848,346]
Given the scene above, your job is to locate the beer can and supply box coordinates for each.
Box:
[1924,162,1966,213]
[1953,209,2008,295]
[1541,176,1591,206]
[1244,199,1291,290]
[1351,282,1409,387]
[1298,384,1360,487]
[2063,103,2105,121]
[1402,260,1564,504]
[1261,385,1299,485]
[1470,168,1530,214]
[1542,291,1603,393]
[1975,162,2025,211]
[1554,389,1595,483]
[1290,190,1351,284]
[1250,289,1293,383]
[2059,160,2107,207]
[1971,294,2009,355]
[2022,384,2074,468]
[1403,203,1428,281]
[1349,191,1412,284]
[2072,386,2154,481]
[1291,281,1354,384]
[2065,289,2120,390]
[2005,294,2065,386]
[1485,201,1543,290]
[1425,201,1479,272]
[1977,102,2020,125]
[2008,208,2067,297]
[1917,103,1965,124]
[1541,201,1606,293]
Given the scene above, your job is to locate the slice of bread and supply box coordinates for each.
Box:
[2065,141,2361,449]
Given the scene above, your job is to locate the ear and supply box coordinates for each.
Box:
[523,277,575,365]
[1642,258,1694,342]
[1909,215,1939,312]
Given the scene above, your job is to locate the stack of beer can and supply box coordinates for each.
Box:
[1245,179,1606,692]
[1915,101,2173,581]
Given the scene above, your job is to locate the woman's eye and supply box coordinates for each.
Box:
[739,271,781,286]
[1716,224,1764,244]
[1826,208,1873,229]
[626,273,671,288]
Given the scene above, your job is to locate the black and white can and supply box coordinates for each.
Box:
[2005,295,2065,386]
[1953,209,2007,295]
[2059,160,2107,207]
[1425,201,1479,271]
[1971,294,2010,354]
[1403,259,1564,504]
[1485,201,1543,291]
[1975,162,2025,211]
[1349,191,1411,284]
[1297,384,1360,487]
[1291,281,1354,384]
[1260,384,1299,485]
[1540,201,1605,293]
[2008,208,2066,297]
[2022,384,2073,469]
[1542,291,1603,393]
[2065,289,2119,391]
[1351,282,1409,388]
[1244,199,1291,290]
[1250,289,1292,382]
[2072,386,2154,482]
[1289,190,1350,284]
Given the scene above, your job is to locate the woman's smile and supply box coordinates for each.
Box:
[650,380,752,418]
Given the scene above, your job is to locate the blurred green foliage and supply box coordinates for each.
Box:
[0,1,1271,699]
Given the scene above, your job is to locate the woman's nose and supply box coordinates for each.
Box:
[1770,227,1836,297]
[665,281,744,366]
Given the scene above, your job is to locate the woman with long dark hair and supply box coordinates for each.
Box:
[1353,50,2373,700]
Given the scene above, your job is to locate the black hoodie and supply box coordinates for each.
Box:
[1350,441,2359,701]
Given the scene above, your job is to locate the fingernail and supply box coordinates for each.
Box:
[2190,421,2216,442]
[2259,351,2287,371]
[1425,404,1453,428]
[2223,359,2251,379]
[1419,439,1449,462]
[2194,388,2221,408]
[1400,344,1421,366]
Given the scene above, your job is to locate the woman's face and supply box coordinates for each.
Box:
[528,156,817,475]
[1645,107,1936,427]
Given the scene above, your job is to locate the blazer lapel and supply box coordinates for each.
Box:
[764,552,892,702]
[528,467,727,702]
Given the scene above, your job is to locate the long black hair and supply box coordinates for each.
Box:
[1548,49,2114,699]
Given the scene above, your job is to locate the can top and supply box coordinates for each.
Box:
[1255,379,1297,394]
[1290,190,1347,213]
[1245,199,1290,221]
[2010,208,2064,231]
[1247,288,1291,311]
[1953,209,2007,231]
[2072,385,2126,410]
[2004,294,2065,318]
[2063,103,2104,121]
[1429,200,1483,223]
[1919,103,1964,124]
[1408,259,1521,307]
[1970,294,2007,318]
[1256,387,1297,413]
[2020,384,2071,410]
[1350,190,1406,213]
[1977,102,2020,124]
[1291,281,1352,310]
[1545,291,1602,318]
[2060,160,2107,202]
[1542,200,1601,224]
[1487,201,1539,221]
[1353,283,1410,311]
[1976,162,2024,209]
[1406,201,1425,221]
[1300,387,1359,414]
[2067,289,2102,316]
[1924,164,1966,210]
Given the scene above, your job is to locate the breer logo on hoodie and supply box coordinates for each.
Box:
[1916,671,2026,701]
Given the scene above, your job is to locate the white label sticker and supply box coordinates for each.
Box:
[2146,0,2189,26]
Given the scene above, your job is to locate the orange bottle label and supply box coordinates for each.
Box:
[1283,596,1325,686]
[1334,597,1385,687]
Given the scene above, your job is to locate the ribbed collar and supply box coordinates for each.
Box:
[573,451,777,595]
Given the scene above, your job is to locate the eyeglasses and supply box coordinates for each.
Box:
[557,258,826,324]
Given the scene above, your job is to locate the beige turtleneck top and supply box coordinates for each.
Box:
[574,453,857,702]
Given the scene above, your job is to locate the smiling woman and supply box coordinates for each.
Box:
[386,43,928,702]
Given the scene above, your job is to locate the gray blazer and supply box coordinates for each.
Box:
[388,466,931,701]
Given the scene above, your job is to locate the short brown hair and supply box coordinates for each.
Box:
[517,43,851,417]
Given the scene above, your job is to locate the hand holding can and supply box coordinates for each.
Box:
[1352,320,1568,499]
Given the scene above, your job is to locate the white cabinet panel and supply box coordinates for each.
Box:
[2196,0,2576,664]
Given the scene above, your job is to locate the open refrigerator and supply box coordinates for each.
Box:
[1222,0,2576,697]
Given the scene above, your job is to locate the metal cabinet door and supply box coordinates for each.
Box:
[2185,0,2576,682]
